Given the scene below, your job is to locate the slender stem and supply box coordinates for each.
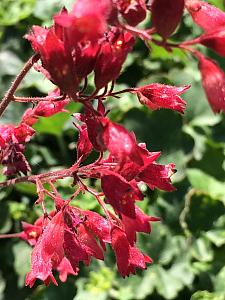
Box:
[0,54,39,118]
[122,24,152,40]
[0,233,22,239]
[13,95,65,103]
[0,162,80,188]
[107,88,135,97]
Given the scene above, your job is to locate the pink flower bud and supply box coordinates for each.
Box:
[197,53,225,113]
[136,83,189,114]
[186,0,225,32]
[199,30,225,57]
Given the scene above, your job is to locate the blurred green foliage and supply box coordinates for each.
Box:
[0,0,225,299]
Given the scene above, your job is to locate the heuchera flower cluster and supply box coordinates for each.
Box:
[0,0,225,288]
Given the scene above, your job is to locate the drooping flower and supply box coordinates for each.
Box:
[102,118,143,165]
[135,83,189,114]
[83,111,107,152]
[26,26,79,98]
[186,0,225,33]
[117,0,147,26]
[25,211,64,287]
[199,30,225,57]
[151,0,184,39]
[56,257,78,282]
[22,90,69,126]
[94,28,135,89]
[121,206,160,245]
[196,52,225,113]
[137,162,176,192]
[0,123,34,176]
[54,0,111,43]
[75,123,93,160]
[111,226,152,277]
[101,171,142,218]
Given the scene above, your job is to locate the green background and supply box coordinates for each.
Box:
[0,0,225,299]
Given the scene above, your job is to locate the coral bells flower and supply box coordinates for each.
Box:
[26,25,79,98]
[135,83,189,113]
[196,52,225,113]
[111,226,152,277]
[137,163,176,192]
[185,0,225,33]
[94,28,135,89]
[198,30,225,57]
[54,0,111,42]
[117,0,147,26]
[22,90,69,126]
[25,211,64,287]
[151,0,185,39]
[0,124,34,175]
[101,171,141,218]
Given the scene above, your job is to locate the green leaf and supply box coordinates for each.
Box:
[0,0,36,26]
[74,267,114,300]
[15,183,37,196]
[150,43,188,63]
[214,266,225,295]
[205,230,225,247]
[191,291,225,300]
[34,113,70,136]
[0,202,12,234]
[33,0,74,21]
[0,51,23,76]
[187,169,225,204]
[12,241,32,287]
[34,102,80,136]
[154,265,183,299]
[191,237,213,262]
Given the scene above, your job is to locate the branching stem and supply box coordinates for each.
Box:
[0,54,39,117]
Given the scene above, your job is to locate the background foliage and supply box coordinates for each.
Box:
[0,0,225,299]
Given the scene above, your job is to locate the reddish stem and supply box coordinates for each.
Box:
[13,95,66,103]
[122,24,152,40]
[0,161,80,188]
[0,54,39,118]
[0,233,22,239]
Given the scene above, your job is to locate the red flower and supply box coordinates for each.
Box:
[54,0,111,42]
[56,257,77,282]
[135,83,189,114]
[0,124,34,175]
[101,171,142,218]
[138,162,176,192]
[75,123,93,160]
[102,118,143,165]
[117,0,147,26]
[121,206,160,245]
[83,210,111,245]
[151,0,184,39]
[197,52,225,113]
[19,222,43,246]
[22,90,69,126]
[83,112,107,152]
[26,26,79,98]
[77,224,104,260]
[199,30,225,57]
[186,0,225,33]
[111,227,152,277]
[94,28,135,89]
[25,211,64,287]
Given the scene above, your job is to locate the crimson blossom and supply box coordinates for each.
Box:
[1,0,225,288]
